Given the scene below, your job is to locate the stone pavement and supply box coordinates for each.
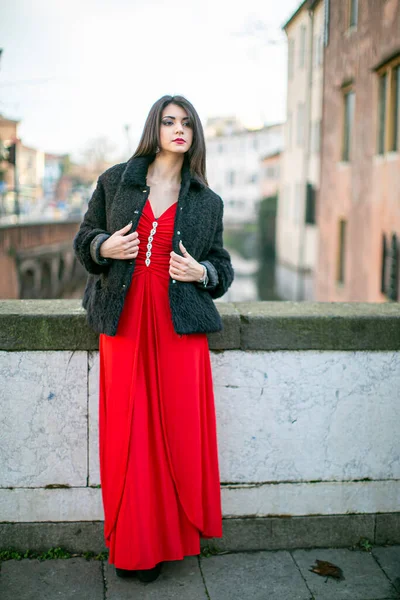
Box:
[1,545,399,599]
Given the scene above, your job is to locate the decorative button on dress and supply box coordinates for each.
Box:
[98,197,223,570]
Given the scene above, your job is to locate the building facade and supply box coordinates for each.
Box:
[260,151,281,200]
[277,0,324,300]
[316,0,400,301]
[206,119,283,225]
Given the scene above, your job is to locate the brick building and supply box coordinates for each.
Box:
[316,0,400,301]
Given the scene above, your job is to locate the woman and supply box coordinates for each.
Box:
[73,94,234,583]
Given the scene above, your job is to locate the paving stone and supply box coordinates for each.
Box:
[372,546,400,593]
[103,556,207,599]
[292,548,398,599]
[200,550,310,600]
[0,558,103,600]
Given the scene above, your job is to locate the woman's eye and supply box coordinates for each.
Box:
[162,121,191,126]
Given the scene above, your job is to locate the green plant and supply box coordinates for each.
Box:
[0,547,109,562]
[200,544,221,557]
[352,537,373,552]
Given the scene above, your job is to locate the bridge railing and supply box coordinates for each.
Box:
[0,300,399,552]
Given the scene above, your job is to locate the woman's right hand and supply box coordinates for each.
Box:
[99,222,140,260]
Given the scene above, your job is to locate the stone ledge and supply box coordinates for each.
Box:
[1,514,398,553]
[0,299,399,351]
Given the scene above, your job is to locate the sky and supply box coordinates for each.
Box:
[0,0,300,163]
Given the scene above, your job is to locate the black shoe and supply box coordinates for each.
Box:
[115,567,137,578]
[136,562,162,583]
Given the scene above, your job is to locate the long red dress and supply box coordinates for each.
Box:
[98,198,223,570]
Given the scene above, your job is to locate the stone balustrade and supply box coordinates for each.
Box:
[0,300,399,552]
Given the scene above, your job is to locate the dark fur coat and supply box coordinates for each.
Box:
[73,152,234,336]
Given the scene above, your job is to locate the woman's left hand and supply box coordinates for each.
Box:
[169,240,204,282]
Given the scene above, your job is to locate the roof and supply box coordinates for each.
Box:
[0,114,20,126]
[282,0,322,31]
[261,150,282,161]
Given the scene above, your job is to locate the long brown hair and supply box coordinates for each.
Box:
[132,95,208,187]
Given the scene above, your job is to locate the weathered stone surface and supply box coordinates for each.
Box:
[200,550,310,600]
[373,546,400,593]
[0,299,99,350]
[292,547,398,599]
[236,301,400,350]
[0,521,106,553]
[201,514,375,552]
[0,488,103,522]
[1,299,400,351]
[220,481,400,517]
[376,513,400,545]
[104,556,207,599]
[88,351,100,485]
[1,518,399,555]
[0,558,103,600]
[0,299,240,350]
[212,350,400,482]
[0,351,88,487]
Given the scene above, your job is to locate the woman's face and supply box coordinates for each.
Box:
[159,103,193,155]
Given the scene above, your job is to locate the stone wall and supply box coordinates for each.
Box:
[1,300,399,550]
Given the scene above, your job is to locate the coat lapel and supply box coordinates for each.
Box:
[108,152,205,234]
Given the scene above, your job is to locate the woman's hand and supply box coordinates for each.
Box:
[100,222,140,260]
[169,240,204,282]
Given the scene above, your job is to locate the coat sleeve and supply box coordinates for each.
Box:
[72,176,112,275]
[200,197,234,299]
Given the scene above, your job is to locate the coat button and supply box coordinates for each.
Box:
[172,279,176,283]
[142,189,146,192]
[122,284,126,288]
[177,231,181,235]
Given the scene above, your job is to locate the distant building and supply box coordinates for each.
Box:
[316,0,400,302]
[43,153,66,200]
[19,144,45,211]
[0,115,19,204]
[206,118,283,224]
[260,151,281,200]
[277,0,324,300]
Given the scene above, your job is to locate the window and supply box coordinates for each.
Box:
[349,0,358,28]
[288,38,295,80]
[376,57,400,154]
[297,103,305,146]
[314,34,323,68]
[324,0,330,46]
[287,111,292,149]
[381,233,389,294]
[227,171,235,186]
[337,219,347,284]
[394,65,400,151]
[265,166,276,179]
[305,183,316,224]
[299,25,306,69]
[381,233,399,300]
[342,88,355,161]
[378,72,388,154]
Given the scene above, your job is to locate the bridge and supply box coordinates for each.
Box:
[0,220,86,299]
